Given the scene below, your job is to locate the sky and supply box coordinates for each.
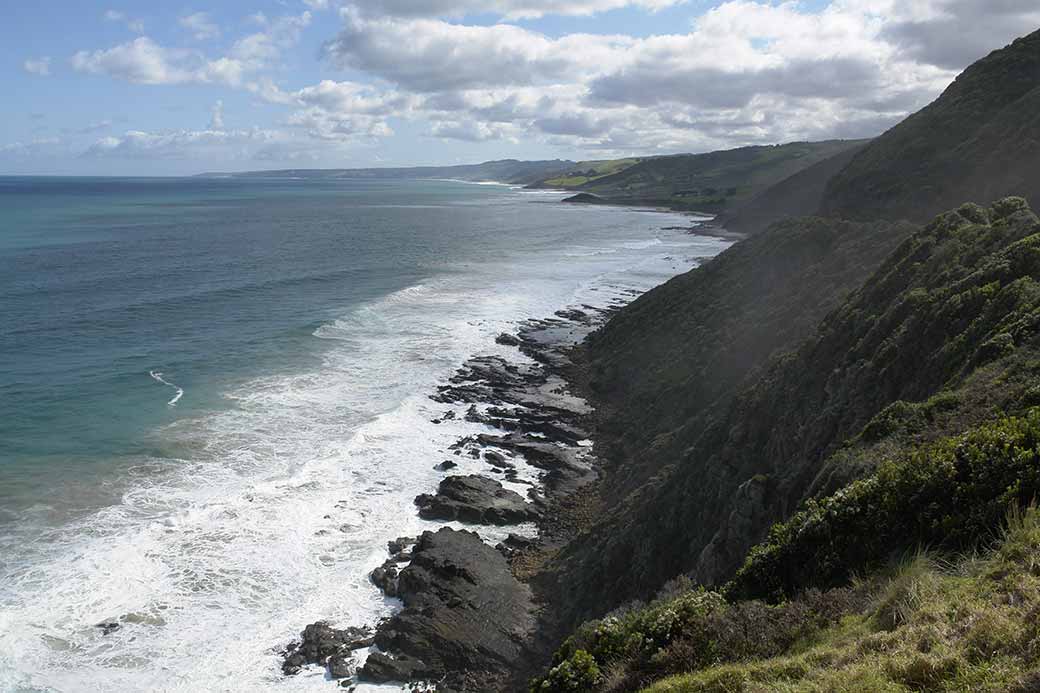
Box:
[3,0,1039,175]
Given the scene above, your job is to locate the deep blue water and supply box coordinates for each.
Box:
[0,176,730,692]
[0,176,576,509]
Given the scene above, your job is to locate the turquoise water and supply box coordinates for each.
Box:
[0,176,730,692]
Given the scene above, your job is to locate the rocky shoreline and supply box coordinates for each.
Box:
[277,301,626,691]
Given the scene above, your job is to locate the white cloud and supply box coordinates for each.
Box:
[70,12,311,90]
[78,125,377,165]
[23,57,51,76]
[209,100,225,129]
[316,0,1000,154]
[104,9,145,33]
[324,11,632,91]
[346,0,682,19]
[60,0,1040,163]
[71,38,192,85]
[82,128,279,159]
[430,120,517,141]
[179,12,221,41]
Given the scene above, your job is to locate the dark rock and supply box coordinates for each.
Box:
[281,622,374,676]
[502,533,537,550]
[414,475,539,525]
[96,622,120,635]
[328,653,355,679]
[388,536,417,555]
[483,450,513,468]
[434,460,458,471]
[562,192,606,204]
[359,652,432,683]
[495,332,522,346]
[554,308,589,323]
[496,533,538,559]
[365,528,535,684]
[370,564,399,597]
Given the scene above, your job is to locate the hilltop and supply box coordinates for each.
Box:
[820,29,1040,222]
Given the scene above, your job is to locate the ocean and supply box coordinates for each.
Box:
[0,176,731,692]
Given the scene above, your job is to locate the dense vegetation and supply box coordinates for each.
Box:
[535,409,1040,692]
[820,29,1040,223]
[549,198,1040,632]
[530,28,1040,693]
[528,141,863,213]
[650,508,1040,692]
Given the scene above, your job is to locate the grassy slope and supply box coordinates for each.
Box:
[541,159,644,187]
[820,29,1040,223]
[537,504,1040,693]
[530,141,864,213]
[643,507,1040,693]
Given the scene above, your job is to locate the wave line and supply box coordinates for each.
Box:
[149,370,184,407]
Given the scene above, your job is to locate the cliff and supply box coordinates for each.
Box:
[530,28,1040,693]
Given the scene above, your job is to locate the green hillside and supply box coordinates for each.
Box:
[529,140,865,213]
[820,30,1040,222]
[529,26,1040,693]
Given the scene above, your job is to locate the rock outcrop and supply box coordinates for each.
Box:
[360,528,536,689]
[414,475,540,525]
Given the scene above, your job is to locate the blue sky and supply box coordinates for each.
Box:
[3,0,1038,175]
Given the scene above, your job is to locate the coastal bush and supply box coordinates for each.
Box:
[532,585,873,693]
[727,408,1040,601]
[638,507,1040,693]
[533,649,602,692]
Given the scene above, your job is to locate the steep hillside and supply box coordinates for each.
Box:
[530,140,864,213]
[581,215,914,503]
[820,29,1040,222]
[548,199,1040,631]
[718,143,868,235]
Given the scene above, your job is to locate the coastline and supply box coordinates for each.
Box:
[279,225,733,691]
[0,178,730,693]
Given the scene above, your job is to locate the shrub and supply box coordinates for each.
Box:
[728,409,1040,601]
[532,649,602,693]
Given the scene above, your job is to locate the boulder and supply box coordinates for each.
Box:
[414,475,539,525]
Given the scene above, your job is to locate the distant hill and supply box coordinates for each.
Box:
[195,159,576,186]
[528,140,865,214]
[820,29,1040,222]
[718,142,869,235]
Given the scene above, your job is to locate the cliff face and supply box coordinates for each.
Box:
[820,29,1040,222]
[581,216,914,507]
[543,28,1040,634]
[550,201,1040,627]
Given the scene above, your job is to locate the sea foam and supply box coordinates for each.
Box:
[0,199,731,693]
